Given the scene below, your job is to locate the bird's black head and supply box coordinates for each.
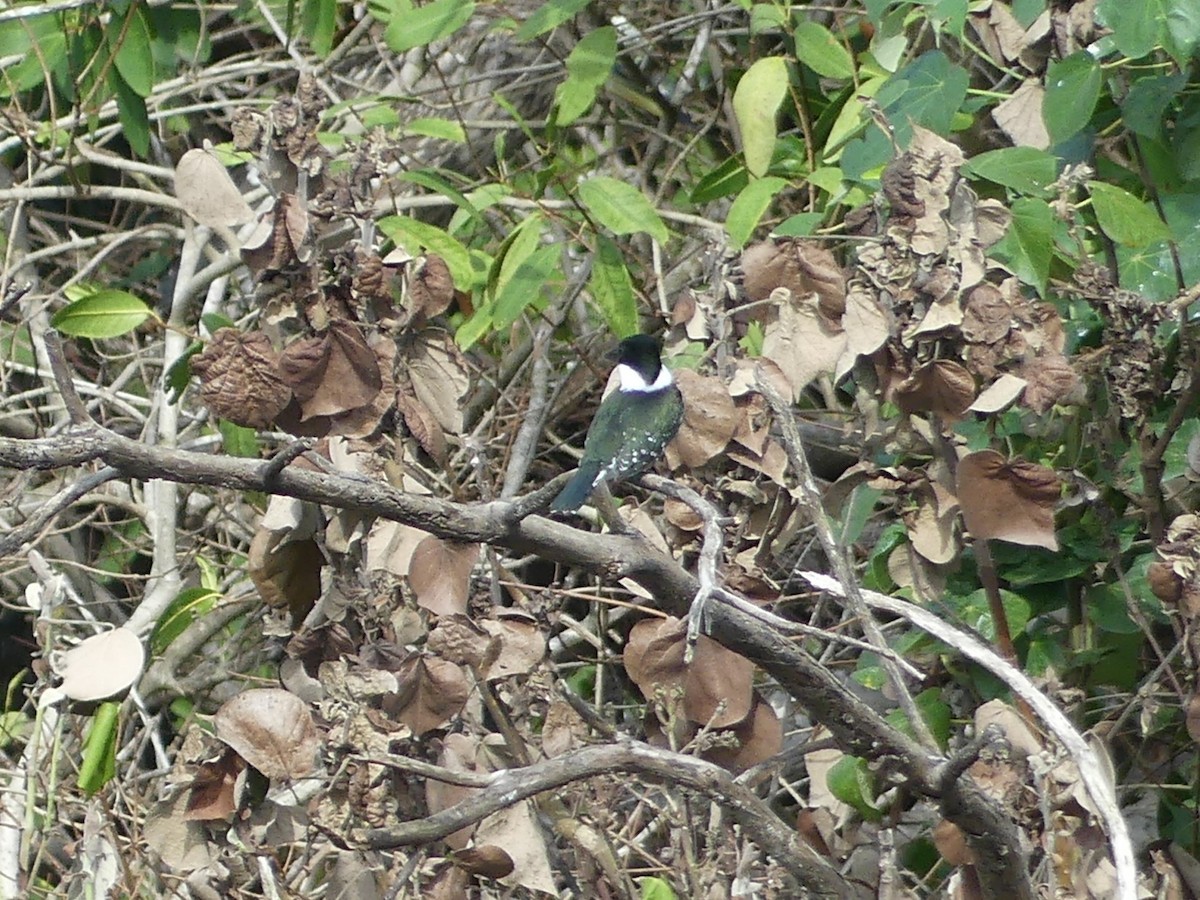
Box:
[614,334,666,388]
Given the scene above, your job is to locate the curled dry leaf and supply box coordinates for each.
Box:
[956,449,1060,551]
[666,370,737,468]
[242,193,310,273]
[705,698,783,772]
[396,385,448,466]
[427,615,499,670]
[388,656,469,735]
[842,285,890,357]
[183,749,244,822]
[624,616,754,728]
[279,319,383,421]
[426,733,485,850]
[742,239,847,318]
[475,800,557,895]
[191,328,292,429]
[969,374,1027,413]
[453,845,515,879]
[405,329,470,435]
[907,492,958,565]
[761,292,848,401]
[408,535,480,617]
[894,359,976,418]
[57,627,145,702]
[1019,354,1083,413]
[961,284,1012,344]
[407,254,456,322]
[213,688,321,779]
[480,615,546,680]
[248,527,322,624]
[883,127,965,256]
[992,80,1050,149]
[174,147,254,227]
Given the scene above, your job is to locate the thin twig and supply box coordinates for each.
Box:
[756,367,937,750]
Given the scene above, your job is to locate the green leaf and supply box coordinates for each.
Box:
[1043,52,1101,144]
[111,4,156,97]
[111,70,151,157]
[378,215,475,290]
[826,755,881,820]
[384,0,475,53]
[577,176,669,242]
[1121,72,1187,138]
[793,21,854,80]
[961,146,1057,195]
[303,0,337,56]
[886,687,951,749]
[515,0,592,41]
[725,176,788,248]
[749,4,787,35]
[1115,241,1177,300]
[1088,181,1171,248]
[1165,0,1200,63]
[493,243,560,328]
[1011,0,1046,28]
[0,16,65,96]
[590,234,639,338]
[955,589,1032,642]
[690,156,748,203]
[638,876,678,900]
[773,212,824,237]
[990,197,1053,294]
[218,419,259,457]
[78,701,120,795]
[404,117,467,142]
[733,56,790,178]
[1097,0,1162,60]
[151,586,221,655]
[555,26,616,124]
[51,289,153,338]
[885,50,969,139]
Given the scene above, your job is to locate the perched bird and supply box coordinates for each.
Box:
[550,334,684,513]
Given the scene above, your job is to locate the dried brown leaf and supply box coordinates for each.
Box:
[957,449,1060,550]
[406,329,470,435]
[279,319,383,421]
[480,615,546,680]
[213,688,321,779]
[191,328,292,429]
[57,627,145,701]
[248,529,322,624]
[453,845,515,879]
[389,656,469,735]
[396,387,448,465]
[961,284,1013,344]
[174,148,253,227]
[1019,354,1082,413]
[426,733,484,850]
[895,359,976,418]
[742,239,846,318]
[706,698,783,772]
[183,749,244,822]
[625,617,754,728]
[408,254,456,321]
[761,292,847,401]
[408,536,480,617]
[992,80,1050,149]
[665,370,737,469]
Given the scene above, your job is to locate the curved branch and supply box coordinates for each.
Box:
[363,740,864,899]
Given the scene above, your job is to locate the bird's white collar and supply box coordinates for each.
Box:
[616,362,674,393]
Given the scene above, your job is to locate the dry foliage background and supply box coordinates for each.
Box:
[2,0,1200,897]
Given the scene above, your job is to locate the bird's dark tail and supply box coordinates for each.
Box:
[550,464,601,512]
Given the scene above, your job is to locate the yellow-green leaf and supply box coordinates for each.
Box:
[733,56,789,177]
[51,290,153,339]
[578,176,669,243]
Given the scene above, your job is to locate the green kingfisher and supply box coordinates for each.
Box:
[550,334,684,513]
